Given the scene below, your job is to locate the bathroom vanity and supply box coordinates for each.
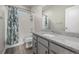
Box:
[32,31,79,54]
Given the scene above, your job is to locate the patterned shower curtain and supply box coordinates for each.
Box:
[7,6,19,45]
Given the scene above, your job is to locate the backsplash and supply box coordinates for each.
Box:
[52,30,79,38]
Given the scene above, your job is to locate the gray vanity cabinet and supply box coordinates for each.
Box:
[32,35,38,54]
[49,50,56,54]
[38,37,48,47]
[49,42,73,54]
[32,39,37,54]
[32,33,75,54]
[38,42,48,54]
[38,37,49,54]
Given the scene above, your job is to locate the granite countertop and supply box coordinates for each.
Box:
[33,31,79,53]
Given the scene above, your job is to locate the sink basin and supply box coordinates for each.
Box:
[42,33,56,37]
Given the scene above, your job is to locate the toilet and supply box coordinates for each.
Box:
[24,37,33,48]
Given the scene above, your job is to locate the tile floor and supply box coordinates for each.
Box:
[5,43,33,54]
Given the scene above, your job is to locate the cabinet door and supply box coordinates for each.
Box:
[50,42,74,54]
[32,39,37,48]
[32,39,38,54]
[38,43,48,54]
[49,50,56,54]
[33,35,37,40]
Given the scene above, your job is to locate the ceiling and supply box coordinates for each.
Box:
[23,5,74,11]
[23,5,38,9]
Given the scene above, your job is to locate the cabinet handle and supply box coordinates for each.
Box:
[45,51,48,54]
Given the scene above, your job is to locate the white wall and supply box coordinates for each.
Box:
[18,9,32,40]
[31,6,43,32]
[43,5,73,32]
[0,6,5,53]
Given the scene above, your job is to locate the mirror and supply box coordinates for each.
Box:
[42,5,79,34]
[42,15,49,30]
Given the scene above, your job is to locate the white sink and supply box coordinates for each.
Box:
[42,33,56,37]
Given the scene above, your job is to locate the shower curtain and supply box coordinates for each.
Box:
[7,6,19,45]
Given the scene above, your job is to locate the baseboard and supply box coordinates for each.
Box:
[2,47,7,54]
[6,41,25,49]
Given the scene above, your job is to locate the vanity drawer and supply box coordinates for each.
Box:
[32,39,37,49]
[33,35,37,40]
[38,37,48,47]
[38,42,48,54]
[50,42,74,54]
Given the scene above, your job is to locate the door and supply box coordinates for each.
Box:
[65,6,79,33]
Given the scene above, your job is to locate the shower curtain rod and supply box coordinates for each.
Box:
[5,5,33,13]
